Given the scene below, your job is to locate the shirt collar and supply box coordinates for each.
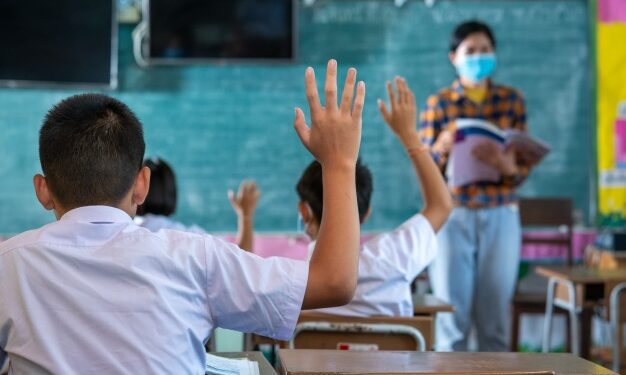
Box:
[60,205,134,224]
[451,79,494,102]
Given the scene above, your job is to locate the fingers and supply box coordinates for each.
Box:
[293,107,310,149]
[398,77,415,105]
[395,77,406,104]
[324,59,338,112]
[227,189,236,207]
[352,81,366,122]
[386,81,396,110]
[305,67,321,116]
[377,99,391,124]
[339,68,357,114]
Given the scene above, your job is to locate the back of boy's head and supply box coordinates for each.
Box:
[39,93,145,209]
[296,159,373,224]
[136,158,177,216]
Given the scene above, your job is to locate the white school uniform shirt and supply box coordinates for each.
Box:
[134,213,207,234]
[308,214,437,317]
[0,206,308,375]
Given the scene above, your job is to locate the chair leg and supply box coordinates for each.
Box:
[510,304,520,352]
[542,277,557,352]
[565,310,571,353]
[564,281,580,356]
[610,283,626,372]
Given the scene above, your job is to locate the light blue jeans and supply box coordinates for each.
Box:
[429,205,521,352]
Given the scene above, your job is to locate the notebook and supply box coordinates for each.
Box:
[205,353,260,375]
[446,118,550,188]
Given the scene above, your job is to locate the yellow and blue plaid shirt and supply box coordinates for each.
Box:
[419,80,530,208]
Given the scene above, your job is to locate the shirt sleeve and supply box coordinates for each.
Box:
[365,214,438,282]
[419,94,449,170]
[203,236,308,341]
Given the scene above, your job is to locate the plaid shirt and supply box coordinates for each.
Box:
[419,80,530,208]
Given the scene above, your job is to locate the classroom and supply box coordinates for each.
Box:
[0,0,624,374]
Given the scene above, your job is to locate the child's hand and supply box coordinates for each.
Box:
[228,180,261,219]
[294,59,365,170]
[377,77,420,149]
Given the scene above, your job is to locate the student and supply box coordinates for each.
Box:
[298,77,452,317]
[135,158,260,251]
[0,59,365,374]
[420,21,534,351]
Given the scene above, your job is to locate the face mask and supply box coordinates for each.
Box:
[455,53,496,83]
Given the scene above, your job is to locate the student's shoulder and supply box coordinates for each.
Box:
[492,83,524,101]
[0,226,51,256]
[424,87,456,108]
[155,228,236,255]
[365,214,435,249]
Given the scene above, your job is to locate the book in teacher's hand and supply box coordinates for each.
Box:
[446,118,551,188]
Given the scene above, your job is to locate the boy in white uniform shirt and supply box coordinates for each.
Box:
[298,78,452,317]
[0,60,365,374]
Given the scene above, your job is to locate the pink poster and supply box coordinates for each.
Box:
[598,0,626,23]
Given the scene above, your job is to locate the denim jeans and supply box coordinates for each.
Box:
[429,204,521,351]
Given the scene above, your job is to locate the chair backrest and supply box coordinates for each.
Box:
[519,198,574,265]
[291,312,432,351]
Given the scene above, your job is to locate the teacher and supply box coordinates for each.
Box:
[421,21,533,352]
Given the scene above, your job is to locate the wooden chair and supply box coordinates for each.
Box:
[510,198,574,352]
[290,312,431,351]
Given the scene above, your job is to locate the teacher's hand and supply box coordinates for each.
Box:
[473,143,518,176]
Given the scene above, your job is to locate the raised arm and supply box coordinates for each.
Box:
[378,77,452,232]
[228,180,260,252]
[294,60,365,309]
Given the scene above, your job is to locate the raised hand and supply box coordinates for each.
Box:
[228,180,260,219]
[378,77,421,149]
[294,59,365,170]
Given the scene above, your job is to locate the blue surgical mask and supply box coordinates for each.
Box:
[455,53,496,83]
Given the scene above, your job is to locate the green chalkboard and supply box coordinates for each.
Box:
[0,0,593,234]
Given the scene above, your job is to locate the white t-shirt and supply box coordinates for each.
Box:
[135,213,206,234]
[0,206,308,375]
[310,214,437,317]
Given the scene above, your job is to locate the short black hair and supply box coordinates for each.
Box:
[450,20,496,52]
[136,158,177,216]
[39,93,145,209]
[296,159,373,224]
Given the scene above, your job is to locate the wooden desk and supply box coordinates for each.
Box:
[412,294,454,351]
[413,294,455,316]
[536,265,626,360]
[277,349,617,375]
[213,352,276,375]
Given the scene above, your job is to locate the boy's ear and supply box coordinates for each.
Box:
[298,201,315,223]
[132,166,151,206]
[33,174,55,211]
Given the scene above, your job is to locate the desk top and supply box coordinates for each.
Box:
[413,294,455,314]
[277,350,616,375]
[535,265,626,284]
[214,352,276,375]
